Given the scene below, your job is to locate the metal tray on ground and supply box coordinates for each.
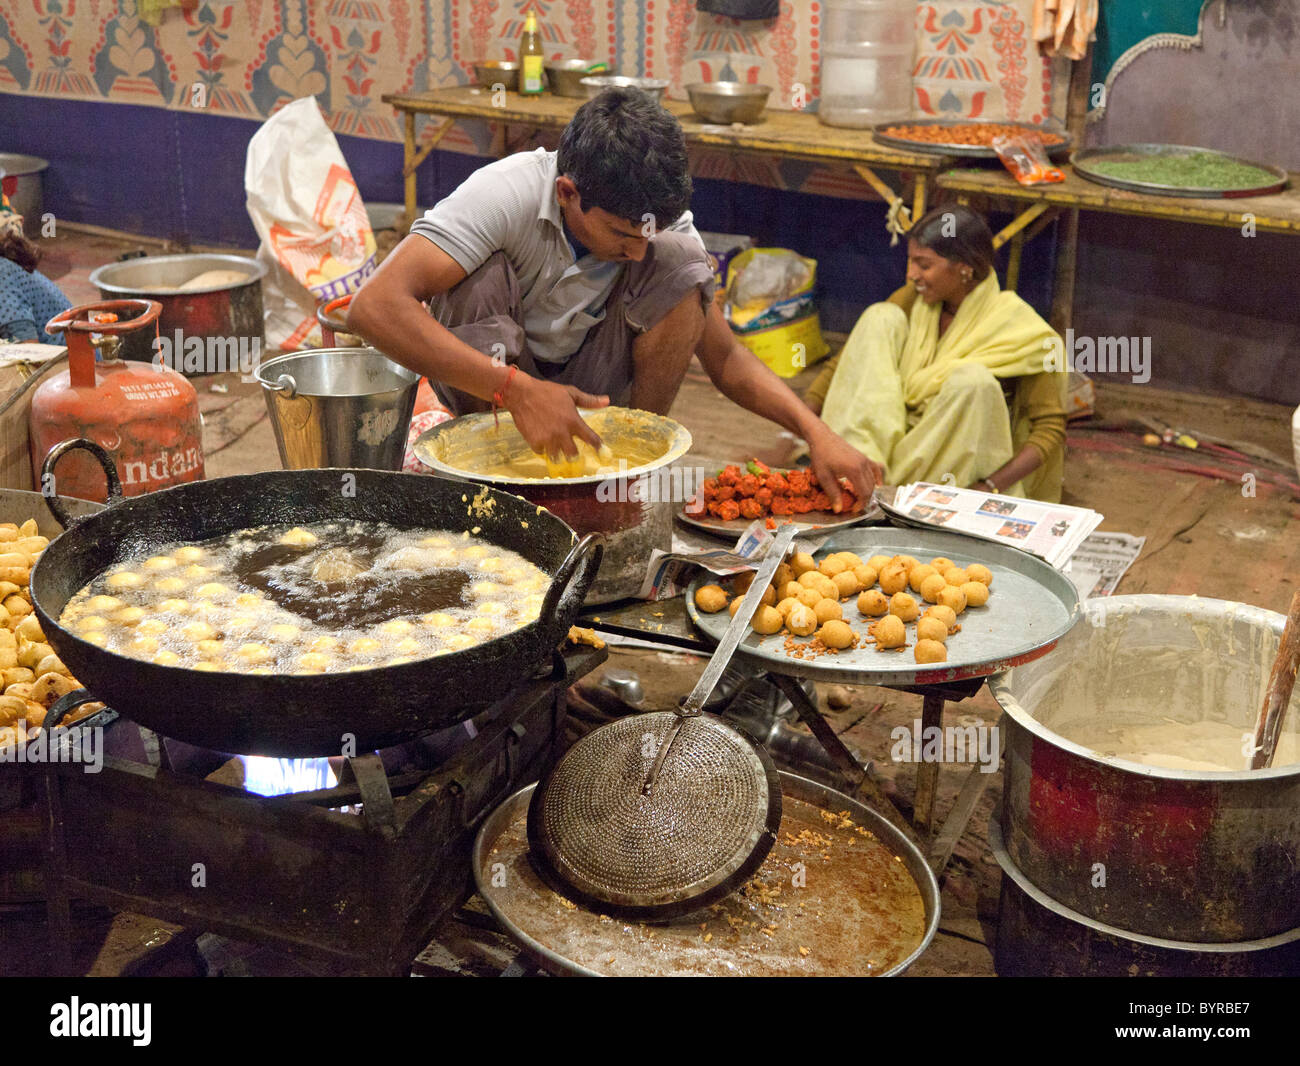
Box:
[472,772,940,977]
[1071,144,1288,199]
[871,118,1072,159]
[685,526,1082,686]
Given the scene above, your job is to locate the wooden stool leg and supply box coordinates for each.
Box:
[913,692,946,836]
[766,673,922,846]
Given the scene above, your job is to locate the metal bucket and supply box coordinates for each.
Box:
[0,154,48,238]
[414,407,693,603]
[989,595,1300,951]
[90,253,266,365]
[256,348,420,471]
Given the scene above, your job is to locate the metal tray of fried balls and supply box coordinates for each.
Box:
[687,527,1081,685]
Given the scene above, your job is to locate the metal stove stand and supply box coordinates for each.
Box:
[39,645,605,976]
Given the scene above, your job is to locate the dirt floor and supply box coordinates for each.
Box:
[4,225,1297,977]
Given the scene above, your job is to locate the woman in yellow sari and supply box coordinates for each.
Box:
[805,206,1067,501]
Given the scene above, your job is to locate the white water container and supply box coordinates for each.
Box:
[818,0,915,129]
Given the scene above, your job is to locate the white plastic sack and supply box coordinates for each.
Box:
[245,97,377,350]
[731,250,811,309]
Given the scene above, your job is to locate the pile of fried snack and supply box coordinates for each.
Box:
[0,520,104,749]
[695,548,993,664]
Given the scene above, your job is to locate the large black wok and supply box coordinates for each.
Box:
[30,440,603,757]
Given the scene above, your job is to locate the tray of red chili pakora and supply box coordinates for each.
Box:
[680,459,876,538]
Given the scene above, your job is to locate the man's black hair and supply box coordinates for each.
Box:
[557,87,692,227]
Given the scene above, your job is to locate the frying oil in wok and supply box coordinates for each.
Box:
[58,521,550,675]
[229,526,474,628]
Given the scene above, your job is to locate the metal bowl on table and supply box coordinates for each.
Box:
[545,59,610,98]
[474,61,519,91]
[685,82,772,125]
[580,76,669,102]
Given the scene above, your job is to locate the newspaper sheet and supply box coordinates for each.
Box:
[890,482,1103,569]
[1065,531,1146,599]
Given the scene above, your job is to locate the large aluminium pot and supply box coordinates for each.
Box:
[415,408,692,604]
[989,595,1300,947]
[29,439,603,758]
[89,253,266,365]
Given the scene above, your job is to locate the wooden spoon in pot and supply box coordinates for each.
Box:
[1249,589,1300,770]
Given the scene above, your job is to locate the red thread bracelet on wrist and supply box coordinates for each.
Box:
[491,365,518,429]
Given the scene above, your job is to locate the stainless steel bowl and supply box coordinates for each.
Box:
[685,81,772,124]
[580,75,669,102]
[546,59,611,98]
[474,61,519,91]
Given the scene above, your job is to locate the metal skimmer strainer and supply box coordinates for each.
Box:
[527,524,798,920]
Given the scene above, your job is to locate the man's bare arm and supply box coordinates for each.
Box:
[695,301,879,506]
[346,235,606,457]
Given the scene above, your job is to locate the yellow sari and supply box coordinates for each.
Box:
[820,274,1066,500]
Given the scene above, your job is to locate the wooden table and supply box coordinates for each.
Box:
[936,163,1300,317]
[381,86,952,234]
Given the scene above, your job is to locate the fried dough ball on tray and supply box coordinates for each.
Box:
[857,589,889,617]
[818,620,855,650]
[915,639,947,664]
[870,615,906,649]
[916,616,950,644]
[694,584,729,613]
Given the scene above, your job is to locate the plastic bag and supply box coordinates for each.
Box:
[731,250,812,313]
[724,248,828,377]
[992,131,1065,186]
[244,98,378,349]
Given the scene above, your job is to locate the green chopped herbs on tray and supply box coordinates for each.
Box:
[1087,152,1278,190]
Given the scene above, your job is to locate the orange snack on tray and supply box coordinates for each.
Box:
[697,459,857,522]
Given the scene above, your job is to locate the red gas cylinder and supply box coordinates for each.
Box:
[31,299,205,502]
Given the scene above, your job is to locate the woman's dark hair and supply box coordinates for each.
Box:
[908,204,995,281]
[0,232,40,273]
[557,87,692,227]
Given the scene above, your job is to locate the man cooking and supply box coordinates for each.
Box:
[347,87,877,507]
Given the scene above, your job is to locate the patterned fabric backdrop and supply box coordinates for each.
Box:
[0,0,1063,196]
